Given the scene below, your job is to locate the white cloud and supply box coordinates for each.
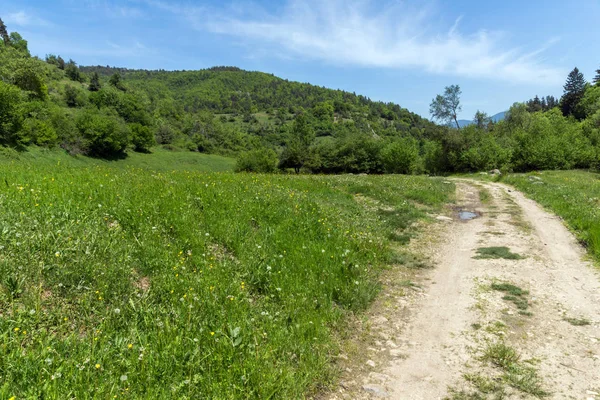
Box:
[155,0,564,86]
[4,11,51,27]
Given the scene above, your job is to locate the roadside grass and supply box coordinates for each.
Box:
[478,186,492,204]
[503,170,600,263]
[491,282,531,315]
[0,152,453,398]
[564,317,591,326]
[481,342,548,397]
[474,247,524,260]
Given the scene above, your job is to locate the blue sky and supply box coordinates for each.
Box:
[1,0,599,119]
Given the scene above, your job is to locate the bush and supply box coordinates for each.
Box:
[311,134,384,174]
[235,148,278,173]
[0,81,24,145]
[21,118,58,146]
[75,109,130,156]
[64,85,87,108]
[12,59,48,100]
[155,124,176,144]
[380,138,421,174]
[130,123,155,152]
[422,140,446,174]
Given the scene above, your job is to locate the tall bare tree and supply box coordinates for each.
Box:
[430,85,462,129]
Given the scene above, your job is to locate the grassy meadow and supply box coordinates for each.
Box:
[0,149,453,399]
[503,170,600,262]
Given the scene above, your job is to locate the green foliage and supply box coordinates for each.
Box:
[0,81,23,145]
[309,133,385,174]
[279,113,315,172]
[88,71,101,91]
[561,67,587,119]
[474,247,523,260]
[9,32,29,55]
[430,85,462,129]
[235,148,278,173]
[109,73,126,91]
[64,85,87,108]
[473,110,491,129]
[2,30,600,174]
[21,118,58,146]
[155,123,176,145]
[0,18,8,45]
[75,108,130,156]
[65,59,83,82]
[380,137,421,174]
[12,58,47,99]
[130,123,155,152]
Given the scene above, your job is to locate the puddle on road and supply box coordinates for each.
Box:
[458,211,478,220]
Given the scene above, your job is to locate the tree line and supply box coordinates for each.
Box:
[1,20,600,175]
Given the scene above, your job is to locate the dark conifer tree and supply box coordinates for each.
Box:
[594,67,600,85]
[88,72,101,91]
[109,73,125,91]
[546,96,558,110]
[560,67,586,119]
[66,60,83,82]
[0,18,9,45]
[57,56,65,70]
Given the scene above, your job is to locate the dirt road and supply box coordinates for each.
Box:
[329,180,600,399]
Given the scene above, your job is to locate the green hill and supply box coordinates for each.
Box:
[2,22,600,175]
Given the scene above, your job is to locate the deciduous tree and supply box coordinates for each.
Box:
[430,85,462,129]
[474,110,491,129]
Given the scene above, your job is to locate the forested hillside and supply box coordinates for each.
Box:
[2,19,600,174]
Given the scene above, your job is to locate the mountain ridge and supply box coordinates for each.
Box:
[457,111,507,128]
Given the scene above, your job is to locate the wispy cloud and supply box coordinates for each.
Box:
[77,0,145,19]
[108,5,145,19]
[4,11,51,27]
[149,0,564,86]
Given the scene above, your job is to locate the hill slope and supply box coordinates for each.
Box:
[81,65,431,123]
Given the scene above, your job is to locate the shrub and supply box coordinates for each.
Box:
[235,148,278,173]
[0,81,24,145]
[21,118,58,146]
[155,123,176,144]
[12,59,48,100]
[75,109,130,156]
[64,85,87,108]
[130,123,155,152]
[380,138,421,174]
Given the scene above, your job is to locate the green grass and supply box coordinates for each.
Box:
[0,150,453,398]
[474,247,524,260]
[491,282,531,313]
[503,171,600,263]
[478,187,491,204]
[564,317,591,326]
[481,342,548,397]
[0,146,236,173]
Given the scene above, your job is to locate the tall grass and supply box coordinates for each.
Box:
[504,170,600,262]
[0,151,453,398]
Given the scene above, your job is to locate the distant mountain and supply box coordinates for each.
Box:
[458,111,507,128]
[491,111,506,122]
